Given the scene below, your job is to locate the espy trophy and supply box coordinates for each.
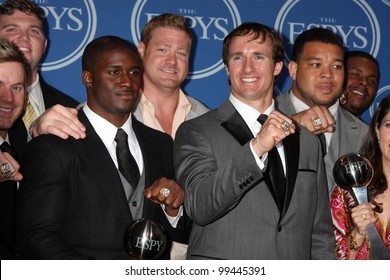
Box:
[333,153,389,259]
[123,218,169,260]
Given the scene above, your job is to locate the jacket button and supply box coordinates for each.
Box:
[277,225,282,232]
[132,201,137,207]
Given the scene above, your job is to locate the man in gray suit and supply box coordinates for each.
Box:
[276,28,368,193]
[174,22,335,259]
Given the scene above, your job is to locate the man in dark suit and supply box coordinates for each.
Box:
[174,22,335,259]
[275,28,368,193]
[16,36,186,259]
[0,0,79,148]
[0,38,30,259]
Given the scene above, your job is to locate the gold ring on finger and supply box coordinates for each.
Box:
[0,163,11,174]
[280,120,291,132]
[313,117,322,127]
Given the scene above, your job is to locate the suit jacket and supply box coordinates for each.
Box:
[276,91,369,192]
[174,99,335,260]
[16,110,185,259]
[0,79,78,260]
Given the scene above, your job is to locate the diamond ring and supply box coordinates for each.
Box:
[160,187,171,197]
[280,120,291,132]
[313,117,322,127]
[0,163,11,174]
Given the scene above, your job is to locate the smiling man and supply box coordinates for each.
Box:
[0,0,78,142]
[174,23,334,259]
[341,51,379,119]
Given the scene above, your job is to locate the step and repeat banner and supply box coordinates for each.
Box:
[5,0,390,123]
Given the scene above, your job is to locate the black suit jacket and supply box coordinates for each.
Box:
[0,79,78,260]
[16,110,185,259]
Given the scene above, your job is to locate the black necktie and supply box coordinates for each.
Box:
[114,129,140,189]
[318,133,327,156]
[0,142,16,158]
[257,114,286,212]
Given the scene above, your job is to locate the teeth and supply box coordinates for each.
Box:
[0,107,12,112]
[18,47,29,52]
[352,90,364,96]
[242,78,257,82]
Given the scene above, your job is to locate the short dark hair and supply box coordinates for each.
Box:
[0,0,47,37]
[82,36,140,71]
[291,28,344,62]
[345,50,379,75]
[0,37,30,86]
[222,22,284,66]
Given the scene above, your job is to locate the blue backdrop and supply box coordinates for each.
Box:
[5,0,390,123]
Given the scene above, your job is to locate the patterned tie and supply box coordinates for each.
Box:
[22,98,37,129]
[114,128,140,189]
[257,114,286,212]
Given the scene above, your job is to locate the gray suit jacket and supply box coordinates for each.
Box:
[276,92,369,193]
[174,99,335,259]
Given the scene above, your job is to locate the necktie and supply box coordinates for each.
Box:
[318,133,327,156]
[257,114,286,212]
[0,141,16,158]
[115,129,140,189]
[22,98,38,129]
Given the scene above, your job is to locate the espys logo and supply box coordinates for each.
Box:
[130,0,241,79]
[36,0,97,71]
[275,0,380,62]
[370,86,390,117]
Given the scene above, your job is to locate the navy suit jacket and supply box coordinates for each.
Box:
[16,110,185,259]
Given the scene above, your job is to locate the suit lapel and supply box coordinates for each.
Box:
[77,110,132,221]
[220,101,253,146]
[281,127,300,218]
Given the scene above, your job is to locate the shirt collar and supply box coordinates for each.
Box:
[82,104,136,147]
[289,89,339,119]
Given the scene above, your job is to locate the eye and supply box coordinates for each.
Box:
[253,55,264,60]
[368,78,378,87]
[11,85,24,92]
[333,64,343,70]
[310,63,320,68]
[177,51,187,57]
[129,69,140,76]
[109,69,120,75]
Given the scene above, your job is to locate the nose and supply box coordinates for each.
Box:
[165,51,178,66]
[119,73,134,87]
[320,66,334,79]
[358,76,368,88]
[243,58,254,73]
[0,87,15,103]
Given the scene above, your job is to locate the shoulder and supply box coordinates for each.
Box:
[133,117,172,144]
[186,95,210,119]
[338,107,369,132]
[40,78,79,108]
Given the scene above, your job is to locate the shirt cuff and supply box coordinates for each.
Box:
[250,139,267,171]
[160,204,183,228]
